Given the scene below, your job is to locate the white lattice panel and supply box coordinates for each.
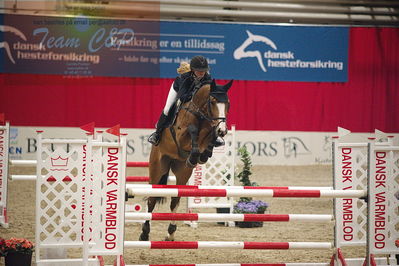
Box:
[334,142,368,247]
[369,145,399,255]
[188,126,235,209]
[0,122,9,228]
[35,136,87,248]
[35,134,92,265]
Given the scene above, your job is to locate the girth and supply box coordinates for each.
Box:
[169,126,190,159]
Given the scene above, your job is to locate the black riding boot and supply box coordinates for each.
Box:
[148,113,169,146]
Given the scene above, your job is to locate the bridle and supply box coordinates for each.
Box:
[182,94,228,124]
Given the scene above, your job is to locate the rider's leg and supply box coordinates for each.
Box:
[148,112,169,145]
[148,84,178,145]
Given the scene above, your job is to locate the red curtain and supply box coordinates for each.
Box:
[1,27,398,132]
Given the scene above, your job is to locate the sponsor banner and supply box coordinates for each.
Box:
[160,21,348,82]
[1,14,347,81]
[1,14,159,77]
[8,127,397,166]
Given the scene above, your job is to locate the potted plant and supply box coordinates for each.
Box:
[233,146,269,228]
[0,237,34,266]
[234,200,269,227]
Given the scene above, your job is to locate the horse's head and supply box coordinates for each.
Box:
[208,79,233,137]
[189,79,233,138]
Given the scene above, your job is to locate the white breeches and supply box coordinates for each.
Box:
[163,82,178,115]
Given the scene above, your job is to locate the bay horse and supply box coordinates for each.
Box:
[139,79,233,241]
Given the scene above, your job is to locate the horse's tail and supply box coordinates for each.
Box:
[154,171,169,204]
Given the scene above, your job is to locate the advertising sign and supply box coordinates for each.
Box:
[159,21,348,82]
[1,14,348,81]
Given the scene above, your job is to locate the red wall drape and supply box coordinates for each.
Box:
[1,27,398,132]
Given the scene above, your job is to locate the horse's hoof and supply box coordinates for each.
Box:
[186,159,197,168]
[164,237,175,241]
[199,154,209,164]
[198,158,208,164]
[139,233,149,241]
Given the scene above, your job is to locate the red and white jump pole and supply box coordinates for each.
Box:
[9,160,37,166]
[125,176,176,182]
[11,175,176,183]
[10,160,165,182]
[127,187,366,198]
[125,212,334,222]
[108,262,331,266]
[126,184,332,190]
[124,241,333,250]
[126,161,149,167]
[11,160,149,168]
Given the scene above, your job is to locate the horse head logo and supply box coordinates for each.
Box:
[282,137,311,158]
[0,25,27,64]
[233,30,277,72]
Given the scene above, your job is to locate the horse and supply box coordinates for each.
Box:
[139,79,233,241]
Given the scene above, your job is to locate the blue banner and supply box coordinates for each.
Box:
[159,21,348,82]
[0,14,348,82]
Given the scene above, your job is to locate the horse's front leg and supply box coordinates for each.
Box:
[199,143,214,164]
[186,124,200,168]
[165,196,181,241]
[139,197,157,241]
[199,131,218,164]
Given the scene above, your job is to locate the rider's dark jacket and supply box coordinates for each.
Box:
[173,71,212,103]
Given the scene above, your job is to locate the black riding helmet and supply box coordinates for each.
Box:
[190,55,209,72]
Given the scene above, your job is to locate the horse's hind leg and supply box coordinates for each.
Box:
[165,161,195,241]
[140,147,171,241]
[165,196,180,241]
[139,197,157,241]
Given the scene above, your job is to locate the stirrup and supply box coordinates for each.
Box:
[148,132,160,146]
[214,137,225,148]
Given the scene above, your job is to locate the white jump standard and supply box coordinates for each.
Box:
[0,121,10,228]
[34,131,127,266]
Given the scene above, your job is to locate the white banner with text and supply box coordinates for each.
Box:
[7,126,398,166]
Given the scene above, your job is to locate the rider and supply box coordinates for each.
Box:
[148,55,224,147]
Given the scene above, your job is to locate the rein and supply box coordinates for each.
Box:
[182,97,226,123]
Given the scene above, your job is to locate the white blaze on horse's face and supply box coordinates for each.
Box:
[216,102,228,137]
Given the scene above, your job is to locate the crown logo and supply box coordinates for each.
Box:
[51,156,69,167]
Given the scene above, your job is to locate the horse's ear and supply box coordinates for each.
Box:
[224,79,234,91]
[210,79,217,91]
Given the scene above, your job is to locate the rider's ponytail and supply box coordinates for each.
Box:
[177,61,190,74]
